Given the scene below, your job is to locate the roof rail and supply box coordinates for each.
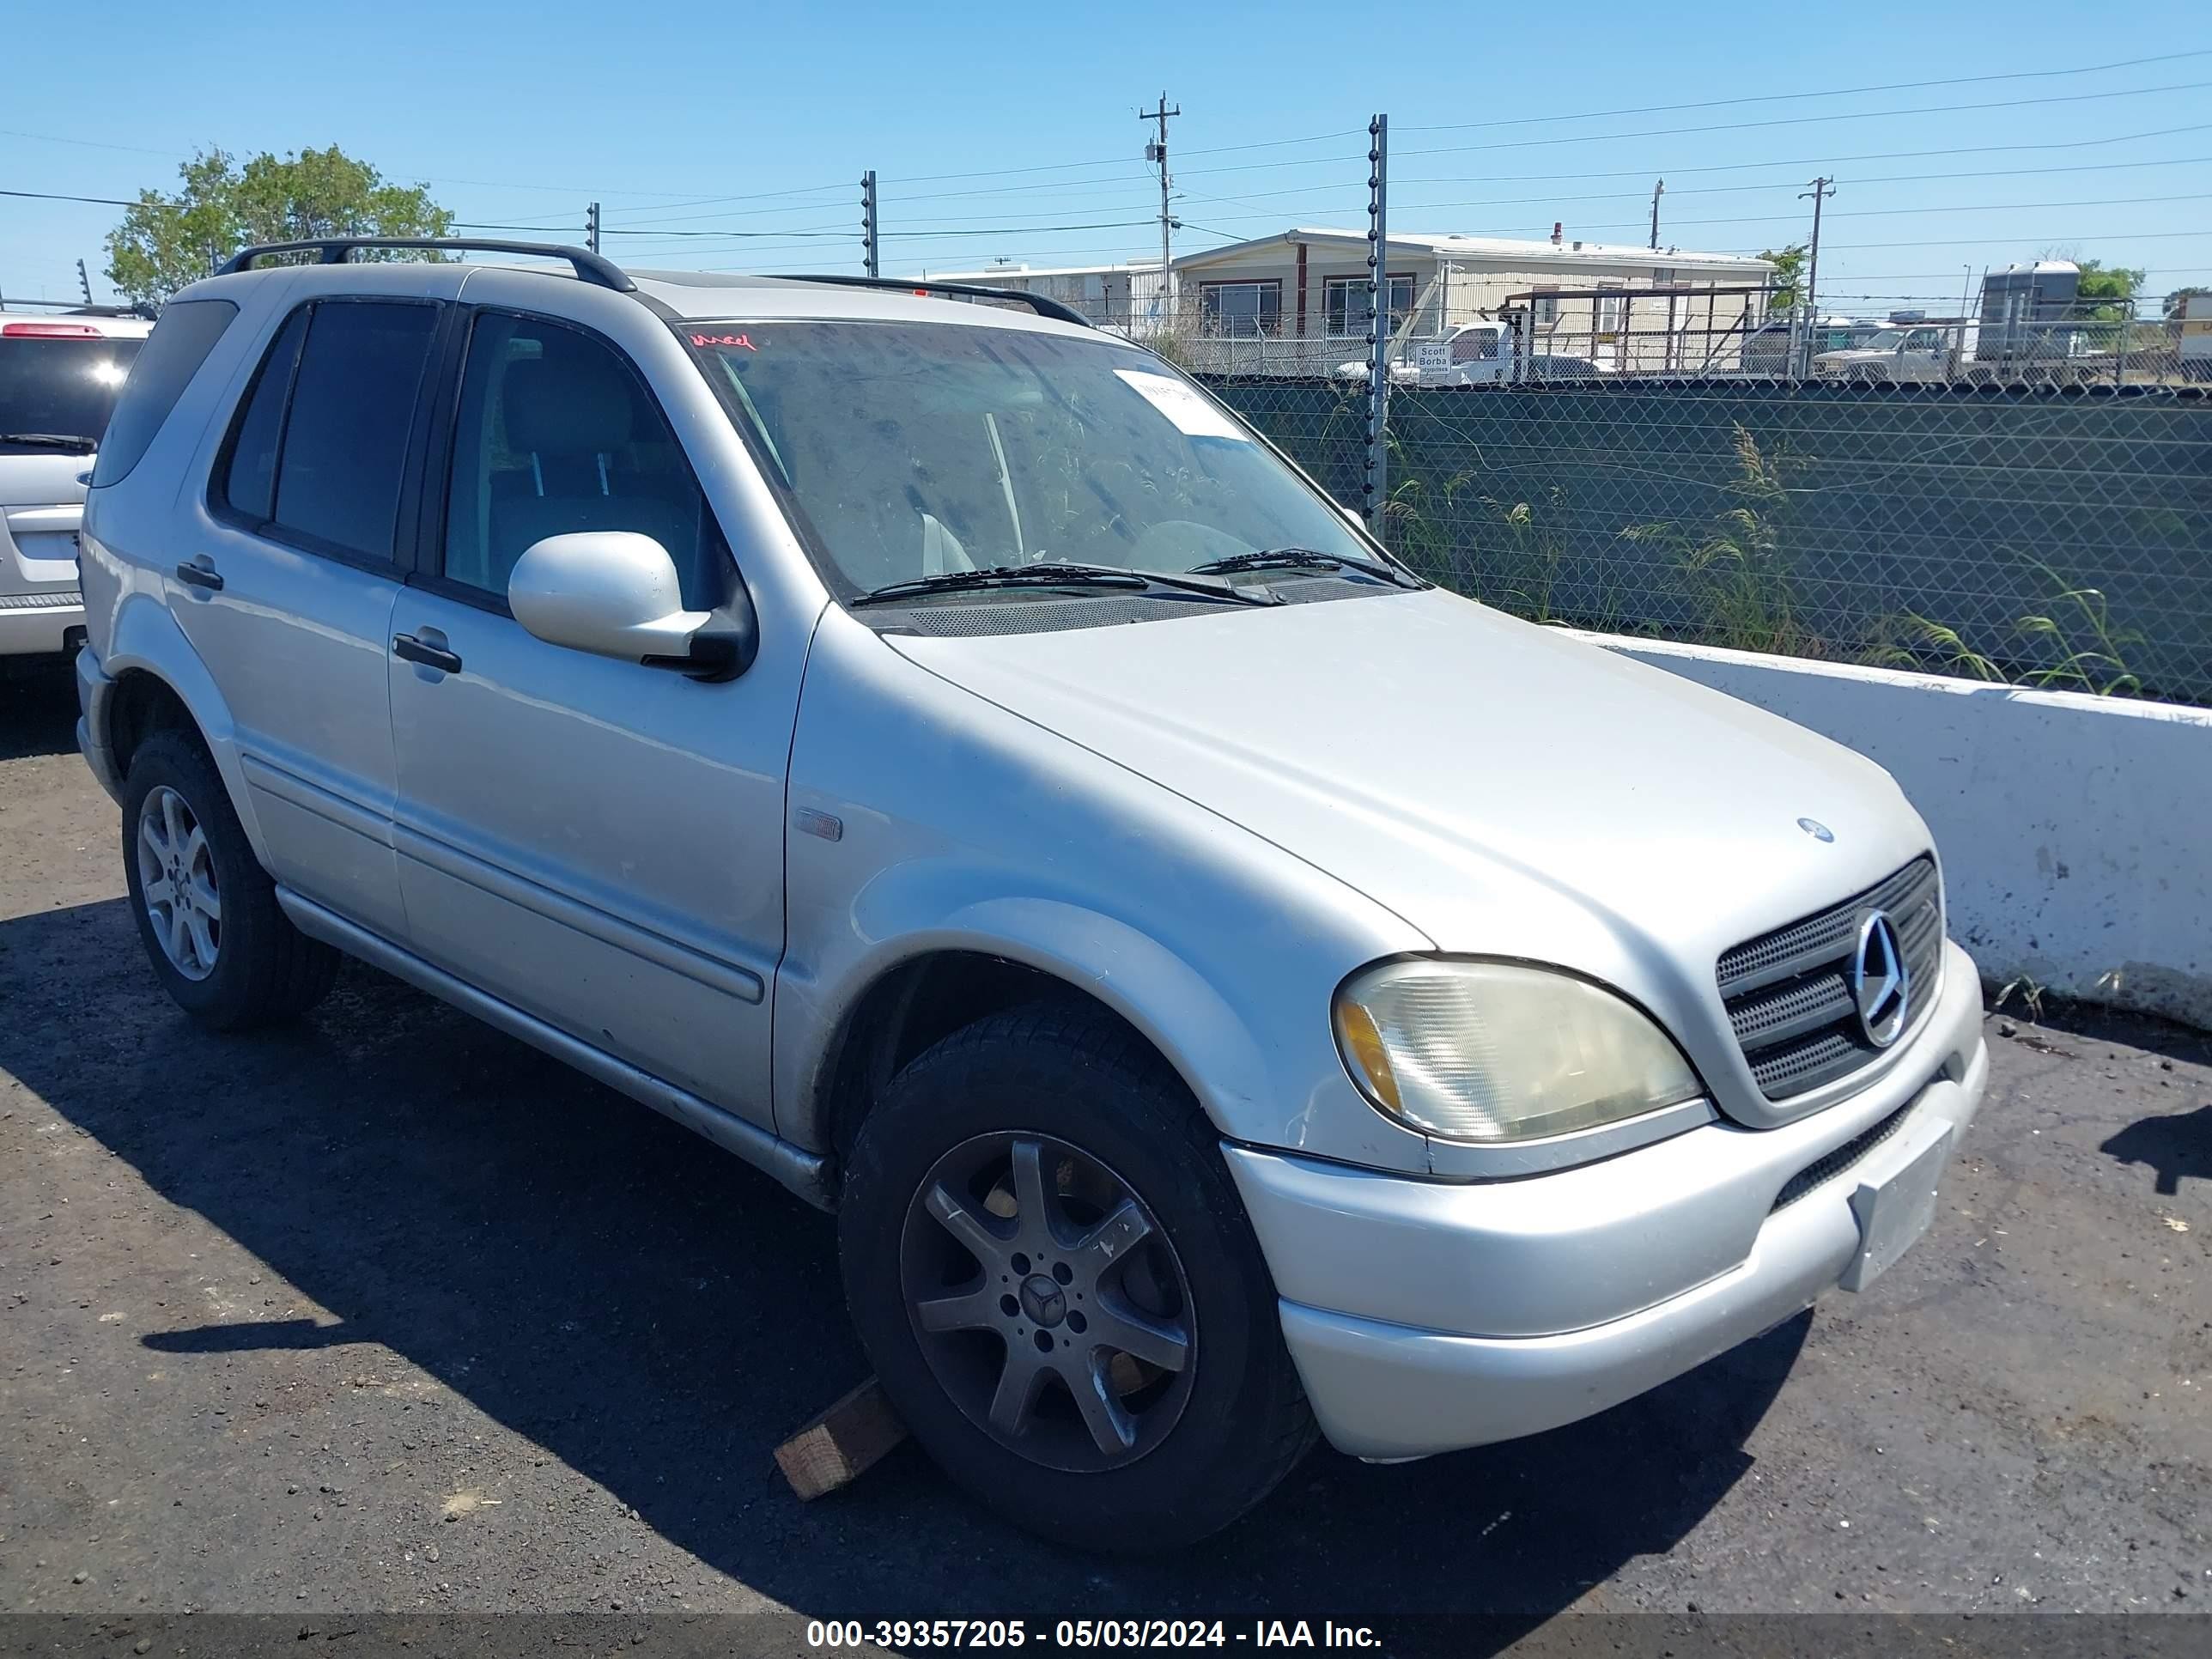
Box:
[771,272,1095,329]
[216,238,635,293]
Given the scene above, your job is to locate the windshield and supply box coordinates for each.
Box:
[0,335,143,449]
[682,321,1382,598]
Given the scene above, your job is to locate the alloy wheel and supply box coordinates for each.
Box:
[137,783,221,981]
[899,1131,1195,1473]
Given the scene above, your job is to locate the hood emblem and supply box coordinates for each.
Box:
[1851,910,1911,1048]
[1797,817,1834,842]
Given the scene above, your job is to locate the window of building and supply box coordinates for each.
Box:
[1530,288,1561,327]
[1199,281,1282,338]
[1595,285,1626,335]
[1324,274,1415,339]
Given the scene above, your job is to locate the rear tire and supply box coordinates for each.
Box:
[839,1000,1316,1549]
[120,728,338,1030]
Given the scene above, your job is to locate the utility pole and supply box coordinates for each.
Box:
[1139,93,1179,323]
[1364,112,1390,536]
[1798,175,1835,374]
[76,258,93,306]
[585,202,600,255]
[860,170,878,279]
[1648,179,1664,251]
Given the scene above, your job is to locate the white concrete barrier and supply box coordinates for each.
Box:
[1583,633,2212,1030]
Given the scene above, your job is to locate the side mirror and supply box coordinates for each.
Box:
[507,532,756,681]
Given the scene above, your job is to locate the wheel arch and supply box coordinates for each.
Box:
[787,903,1278,1186]
[97,597,270,861]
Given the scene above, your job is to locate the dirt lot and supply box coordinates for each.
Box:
[1,662,2206,1641]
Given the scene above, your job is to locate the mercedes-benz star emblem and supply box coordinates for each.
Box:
[1850,909,1911,1048]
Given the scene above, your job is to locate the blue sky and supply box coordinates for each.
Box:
[4,0,2207,313]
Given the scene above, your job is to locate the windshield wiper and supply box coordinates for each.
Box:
[0,433,96,453]
[853,561,1273,609]
[1187,546,1413,586]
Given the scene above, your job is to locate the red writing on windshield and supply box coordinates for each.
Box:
[690,332,758,349]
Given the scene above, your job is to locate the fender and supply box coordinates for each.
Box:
[774,860,1435,1177]
[96,591,272,863]
[782,884,1269,1148]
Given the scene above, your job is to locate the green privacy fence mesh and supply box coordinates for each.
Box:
[1205,374,2212,706]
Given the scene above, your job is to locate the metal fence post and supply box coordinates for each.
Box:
[1364,112,1390,538]
[860,171,878,280]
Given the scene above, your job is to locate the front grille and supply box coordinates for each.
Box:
[0,590,81,611]
[1770,1104,1912,1211]
[1718,856,1943,1101]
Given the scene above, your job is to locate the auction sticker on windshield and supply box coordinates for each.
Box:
[1113,370,1249,441]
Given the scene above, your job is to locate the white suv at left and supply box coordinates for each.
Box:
[1,309,153,660]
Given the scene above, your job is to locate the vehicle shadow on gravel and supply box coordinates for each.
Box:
[0,663,81,762]
[0,895,1802,1626]
[2100,1103,2212,1196]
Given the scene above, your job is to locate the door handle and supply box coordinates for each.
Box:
[174,562,224,592]
[392,633,463,674]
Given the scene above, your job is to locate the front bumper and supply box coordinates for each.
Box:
[1225,939,1987,1460]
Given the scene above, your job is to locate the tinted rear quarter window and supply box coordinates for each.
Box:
[252,301,438,560]
[220,307,309,522]
[84,301,234,485]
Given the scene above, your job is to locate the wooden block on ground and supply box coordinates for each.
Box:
[775,1376,908,1500]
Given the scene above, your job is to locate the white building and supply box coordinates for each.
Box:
[932,228,1775,375]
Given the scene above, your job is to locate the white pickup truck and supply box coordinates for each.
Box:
[1415,322,1514,385]
[1814,325,1960,384]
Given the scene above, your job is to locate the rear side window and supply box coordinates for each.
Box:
[216,300,439,562]
[221,307,307,522]
[86,301,234,485]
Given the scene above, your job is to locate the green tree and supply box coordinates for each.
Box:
[1757,243,1807,315]
[106,146,453,305]
[2058,255,2146,323]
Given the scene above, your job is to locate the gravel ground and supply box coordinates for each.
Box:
[1,662,2206,1638]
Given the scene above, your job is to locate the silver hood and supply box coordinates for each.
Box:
[890,587,1936,1124]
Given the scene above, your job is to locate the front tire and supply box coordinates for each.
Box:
[839,1000,1316,1549]
[120,728,338,1030]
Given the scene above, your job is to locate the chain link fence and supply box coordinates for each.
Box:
[1178,309,2212,708]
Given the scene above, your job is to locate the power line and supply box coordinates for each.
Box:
[0,124,848,205]
[1182,153,2212,224]
[1167,82,2212,180]
[1397,48,2212,133]
[1819,228,2212,251]
[870,128,1366,191]
[1163,124,2212,222]
[1158,90,2212,188]
[845,49,2212,195]
[597,193,872,228]
[453,220,854,239]
[1231,191,2212,244]
[617,217,1162,242]
[2,186,165,210]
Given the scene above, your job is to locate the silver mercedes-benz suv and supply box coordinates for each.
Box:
[74,240,1987,1548]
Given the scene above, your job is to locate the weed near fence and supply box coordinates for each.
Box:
[1205,374,2212,705]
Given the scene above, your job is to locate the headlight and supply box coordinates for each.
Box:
[1332,959,1703,1142]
